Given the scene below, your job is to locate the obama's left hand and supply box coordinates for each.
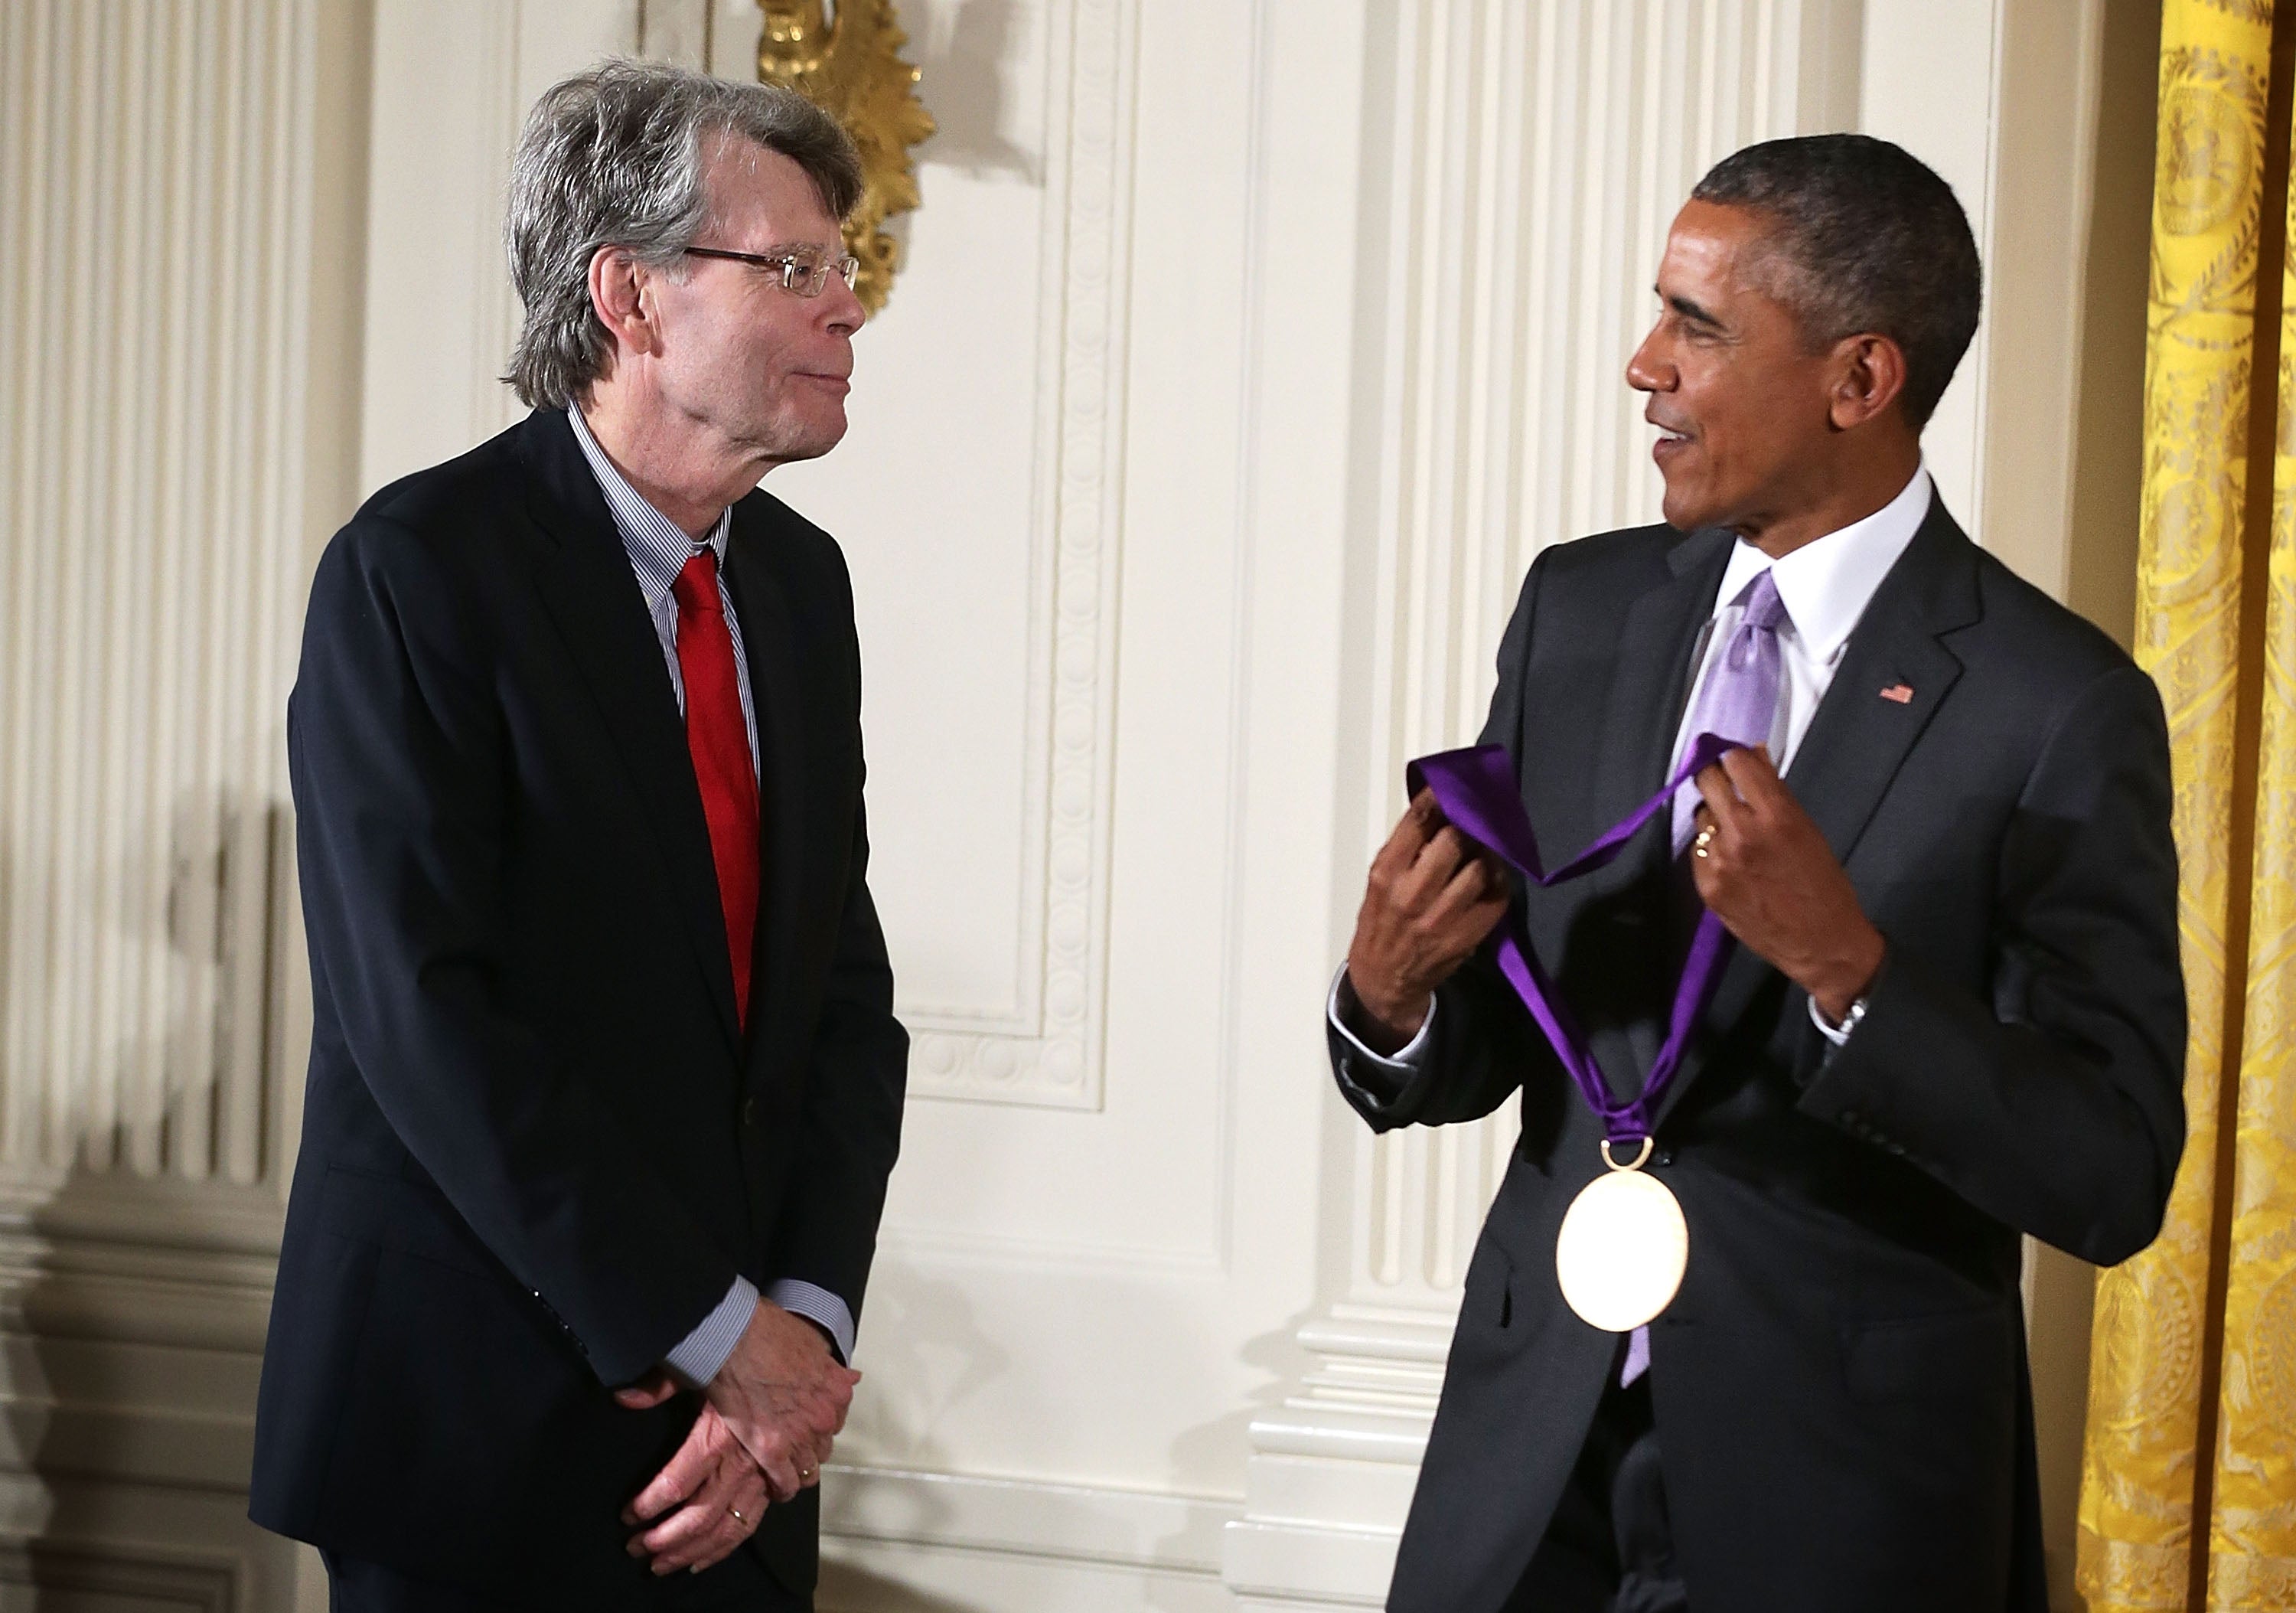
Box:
[1688,746,1884,1024]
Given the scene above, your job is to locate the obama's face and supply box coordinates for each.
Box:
[1624,201,1845,537]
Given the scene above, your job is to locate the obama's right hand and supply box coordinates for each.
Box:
[1340,789,1511,1055]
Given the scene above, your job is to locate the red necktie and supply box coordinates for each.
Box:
[671,550,759,1027]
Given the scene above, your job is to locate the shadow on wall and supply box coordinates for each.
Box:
[0,1163,270,1610]
[1166,1306,1309,1496]
[912,0,1038,181]
[814,1255,1005,1605]
[1146,1311,1316,1613]
[0,785,302,1608]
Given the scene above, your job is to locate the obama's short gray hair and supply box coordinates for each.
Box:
[504,59,862,411]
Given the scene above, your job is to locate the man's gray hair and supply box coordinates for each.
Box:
[1691,134,1981,430]
[504,59,863,411]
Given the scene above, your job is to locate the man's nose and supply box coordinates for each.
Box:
[1624,330,1669,393]
[823,277,866,337]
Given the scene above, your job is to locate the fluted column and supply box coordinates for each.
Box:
[1225,2,1856,1602]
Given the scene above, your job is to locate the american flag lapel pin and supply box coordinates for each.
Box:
[1880,683,1914,704]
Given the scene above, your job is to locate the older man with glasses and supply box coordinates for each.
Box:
[250,60,908,1612]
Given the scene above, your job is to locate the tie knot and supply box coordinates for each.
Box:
[1738,568,1786,634]
[673,548,719,615]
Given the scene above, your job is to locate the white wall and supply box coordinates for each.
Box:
[0,2,2123,1609]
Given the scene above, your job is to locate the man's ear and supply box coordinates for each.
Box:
[588,246,660,362]
[1827,332,1909,432]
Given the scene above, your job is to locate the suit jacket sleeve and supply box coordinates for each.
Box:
[1798,661,2187,1265]
[1329,552,1563,1133]
[765,560,909,1336]
[290,515,738,1386]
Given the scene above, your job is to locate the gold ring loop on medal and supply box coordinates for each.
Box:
[1600,1135,1655,1171]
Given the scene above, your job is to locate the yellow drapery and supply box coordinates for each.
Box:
[2210,98,2296,1609]
[2080,1,2296,1607]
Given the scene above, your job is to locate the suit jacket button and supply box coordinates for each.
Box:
[742,1097,758,1127]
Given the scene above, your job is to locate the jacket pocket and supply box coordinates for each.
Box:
[1462,1230,1516,1332]
[318,1164,504,1282]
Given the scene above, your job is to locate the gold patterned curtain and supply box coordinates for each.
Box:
[2079,2,2296,1608]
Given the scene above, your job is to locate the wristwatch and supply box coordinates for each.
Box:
[1831,993,1870,1039]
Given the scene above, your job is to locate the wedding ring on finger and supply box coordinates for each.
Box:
[729,1507,745,1525]
[1693,825,1717,860]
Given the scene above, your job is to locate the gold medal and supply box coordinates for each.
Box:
[1554,1137,1688,1332]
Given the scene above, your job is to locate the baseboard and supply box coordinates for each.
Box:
[820,1461,1238,1579]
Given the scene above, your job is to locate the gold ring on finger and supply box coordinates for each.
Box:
[729,1507,745,1524]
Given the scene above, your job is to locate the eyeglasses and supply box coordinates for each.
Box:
[682,245,861,299]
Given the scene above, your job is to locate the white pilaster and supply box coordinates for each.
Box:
[1224,2,1857,1602]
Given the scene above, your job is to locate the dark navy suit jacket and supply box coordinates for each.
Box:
[1332,499,2185,1613]
[251,408,908,1607]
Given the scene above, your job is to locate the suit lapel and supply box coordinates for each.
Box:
[720,504,811,1069]
[1649,497,1979,1131]
[514,411,743,1054]
[1569,531,1730,1102]
[1587,530,1733,831]
[1779,501,1975,867]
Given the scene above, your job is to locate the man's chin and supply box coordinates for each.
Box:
[760,417,850,469]
[1658,484,1716,534]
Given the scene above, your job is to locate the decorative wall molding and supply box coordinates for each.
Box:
[0,11,329,1608]
[640,1,1139,1111]
[0,0,314,1211]
[822,1461,1231,1577]
[0,1536,240,1612]
[892,0,1137,1110]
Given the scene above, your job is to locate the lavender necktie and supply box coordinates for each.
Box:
[1623,568,1786,1388]
[1669,568,1788,853]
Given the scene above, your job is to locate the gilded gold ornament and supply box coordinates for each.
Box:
[756,1,934,315]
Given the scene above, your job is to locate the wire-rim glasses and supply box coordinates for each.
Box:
[683,245,861,299]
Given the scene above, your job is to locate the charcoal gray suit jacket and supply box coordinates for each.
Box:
[1330,497,2184,1613]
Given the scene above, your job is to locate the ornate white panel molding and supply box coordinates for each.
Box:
[640,0,1137,1111]
[897,0,1135,1110]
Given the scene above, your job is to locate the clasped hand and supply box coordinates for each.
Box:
[615,1298,862,1576]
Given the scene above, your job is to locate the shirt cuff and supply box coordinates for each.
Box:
[664,1275,758,1389]
[1326,966,1438,1071]
[1807,992,1854,1047]
[767,1278,856,1365]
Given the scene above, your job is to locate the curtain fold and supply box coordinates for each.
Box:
[2207,141,2296,1608]
[2081,1,2296,1607]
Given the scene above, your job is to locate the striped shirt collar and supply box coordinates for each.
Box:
[566,404,733,607]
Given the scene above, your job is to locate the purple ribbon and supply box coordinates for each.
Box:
[1405,733,1741,1143]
